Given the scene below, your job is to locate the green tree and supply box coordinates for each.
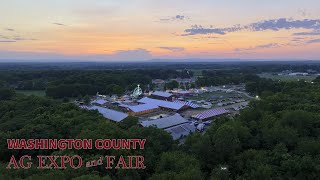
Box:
[83,95,91,105]
[72,175,111,180]
[0,88,15,100]
[166,80,179,90]
[119,116,139,129]
[106,84,124,95]
[150,151,204,180]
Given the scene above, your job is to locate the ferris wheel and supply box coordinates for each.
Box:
[132,84,143,98]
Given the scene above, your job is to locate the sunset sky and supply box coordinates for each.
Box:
[1,0,320,61]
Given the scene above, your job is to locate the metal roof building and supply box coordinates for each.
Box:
[173,100,201,109]
[140,113,188,129]
[125,103,160,115]
[87,106,128,122]
[138,97,185,111]
[127,104,159,113]
[165,123,196,140]
[91,98,108,105]
[192,108,229,120]
[152,91,173,98]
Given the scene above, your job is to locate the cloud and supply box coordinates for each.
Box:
[0,34,19,43]
[12,37,37,41]
[5,28,15,31]
[81,48,152,61]
[1,29,37,41]
[12,37,26,41]
[291,37,307,42]
[160,14,189,22]
[297,9,309,18]
[293,30,320,36]
[0,35,37,41]
[306,39,320,44]
[235,37,319,51]
[52,22,67,26]
[255,43,281,49]
[183,25,227,35]
[158,47,185,52]
[0,48,152,61]
[0,40,16,43]
[0,35,9,39]
[187,35,219,40]
[235,43,280,52]
[183,18,320,36]
[175,15,185,20]
[110,48,152,60]
[0,31,38,42]
[247,18,320,31]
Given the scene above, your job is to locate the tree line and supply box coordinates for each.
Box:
[0,70,192,98]
[1,72,320,179]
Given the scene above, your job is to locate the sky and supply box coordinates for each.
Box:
[0,0,320,61]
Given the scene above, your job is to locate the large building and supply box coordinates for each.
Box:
[91,98,108,106]
[138,97,187,111]
[173,100,201,109]
[152,79,166,85]
[126,104,160,116]
[141,114,195,140]
[165,123,196,140]
[141,113,188,129]
[174,90,193,97]
[151,91,174,100]
[192,108,229,121]
[85,106,128,122]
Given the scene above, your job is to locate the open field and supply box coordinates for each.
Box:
[186,91,250,101]
[258,73,317,82]
[16,90,46,97]
[191,69,203,77]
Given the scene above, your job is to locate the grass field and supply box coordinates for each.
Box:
[16,90,46,97]
[258,73,317,82]
[186,91,249,101]
[191,70,203,77]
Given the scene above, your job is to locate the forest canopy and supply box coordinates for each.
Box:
[0,63,320,179]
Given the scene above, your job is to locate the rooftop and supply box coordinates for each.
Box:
[138,97,185,111]
[87,106,128,122]
[127,103,159,113]
[192,108,229,120]
[177,90,191,94]
[91,98,108,105]
[141,113,188,129]
[152,91,173,98]
[165,123,196,140]
[173,100,200,109]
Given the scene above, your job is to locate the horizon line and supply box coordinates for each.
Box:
[1,58,320,63]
